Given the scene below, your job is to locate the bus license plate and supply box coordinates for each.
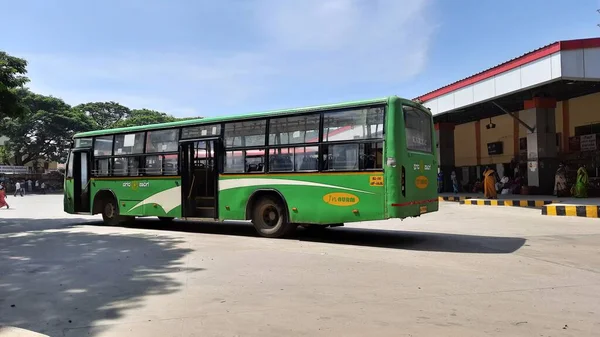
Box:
[419,205,427,214]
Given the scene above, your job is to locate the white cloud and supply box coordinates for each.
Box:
[20,0,436,117]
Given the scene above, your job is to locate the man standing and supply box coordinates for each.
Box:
[14,181,23,197]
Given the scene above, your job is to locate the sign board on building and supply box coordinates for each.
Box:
[487,141,503,155]
[580,134,597,152]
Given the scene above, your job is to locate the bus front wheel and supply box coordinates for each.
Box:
[102,199,124,226]
[252,197,294,238]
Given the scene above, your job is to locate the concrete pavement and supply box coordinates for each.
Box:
[1,195,600,336]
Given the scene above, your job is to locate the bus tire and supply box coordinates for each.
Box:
[101,198,124,226]
[158,217,174,223]
[251,196,294,238]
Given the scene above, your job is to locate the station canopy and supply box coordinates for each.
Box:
[416,38,600,124]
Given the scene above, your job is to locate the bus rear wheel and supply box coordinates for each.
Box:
[251,196,294,238]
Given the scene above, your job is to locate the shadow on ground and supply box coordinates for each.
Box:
[127,219,526,254]
[0,216,525,335]
[0,218,198,336]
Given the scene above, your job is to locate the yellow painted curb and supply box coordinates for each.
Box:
[460,199,558,208]
[438,196,467,202]
[542,204,600,218]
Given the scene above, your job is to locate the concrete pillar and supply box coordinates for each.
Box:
[435,123,455,192]
[520,98,558,194]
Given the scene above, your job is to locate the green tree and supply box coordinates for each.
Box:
[0,89,94,165]
[0,51,29,119]
[73,101,131,129]
[0,145,11,165]
[113,108,177,128]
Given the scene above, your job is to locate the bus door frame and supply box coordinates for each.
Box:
[179,137,221,218]
[69,148,92,213]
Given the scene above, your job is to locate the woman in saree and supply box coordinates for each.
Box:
[572,164,589,198]
[0,184,9,209]
[554,163,568,197]
[483,166,497,199]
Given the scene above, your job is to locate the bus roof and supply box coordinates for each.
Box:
[74,96,422,138]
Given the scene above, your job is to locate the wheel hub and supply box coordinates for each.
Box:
[104,203,115,218]
[262,206,279,227]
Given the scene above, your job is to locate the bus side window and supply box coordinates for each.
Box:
[360,142,383,170]
[113,158,127,176]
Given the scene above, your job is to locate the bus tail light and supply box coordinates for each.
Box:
[401,166,406,197]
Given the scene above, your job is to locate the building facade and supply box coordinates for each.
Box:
[417,38,600,195]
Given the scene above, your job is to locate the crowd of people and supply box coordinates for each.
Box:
[553,163,589,198]
[438,162,590,199]
[0,179,52,209]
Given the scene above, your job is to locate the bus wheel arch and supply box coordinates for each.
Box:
[92,190,118,215]
[93,190,127,226]
[246,189,295,238]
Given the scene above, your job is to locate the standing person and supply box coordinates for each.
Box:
[0,184,8,209]
[572,164,589,198]
[451,171,459,194]
[35,180,39,192]
[437,171,444,193]
[41,182,46,195]
[554,163,568,197]
[483,166,498,199]
[27,179,33,192]
[14,181,23,197]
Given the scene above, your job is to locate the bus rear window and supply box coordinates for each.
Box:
[403,105,432,153]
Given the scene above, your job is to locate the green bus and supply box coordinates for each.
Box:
[64,96,438,238]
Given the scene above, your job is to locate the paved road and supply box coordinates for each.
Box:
[1,195,599,336]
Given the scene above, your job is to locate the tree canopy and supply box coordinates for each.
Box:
[73,101,131,129]
[0,89,95,166]
[114,108,178,128]
[0,50,196,166]
[0,51,29,119]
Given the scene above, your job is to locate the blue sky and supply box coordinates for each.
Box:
[2,0,599,117]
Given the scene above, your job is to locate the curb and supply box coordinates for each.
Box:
[542,204,600,218]
[460,199,558,208]
[438,196,469,202]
